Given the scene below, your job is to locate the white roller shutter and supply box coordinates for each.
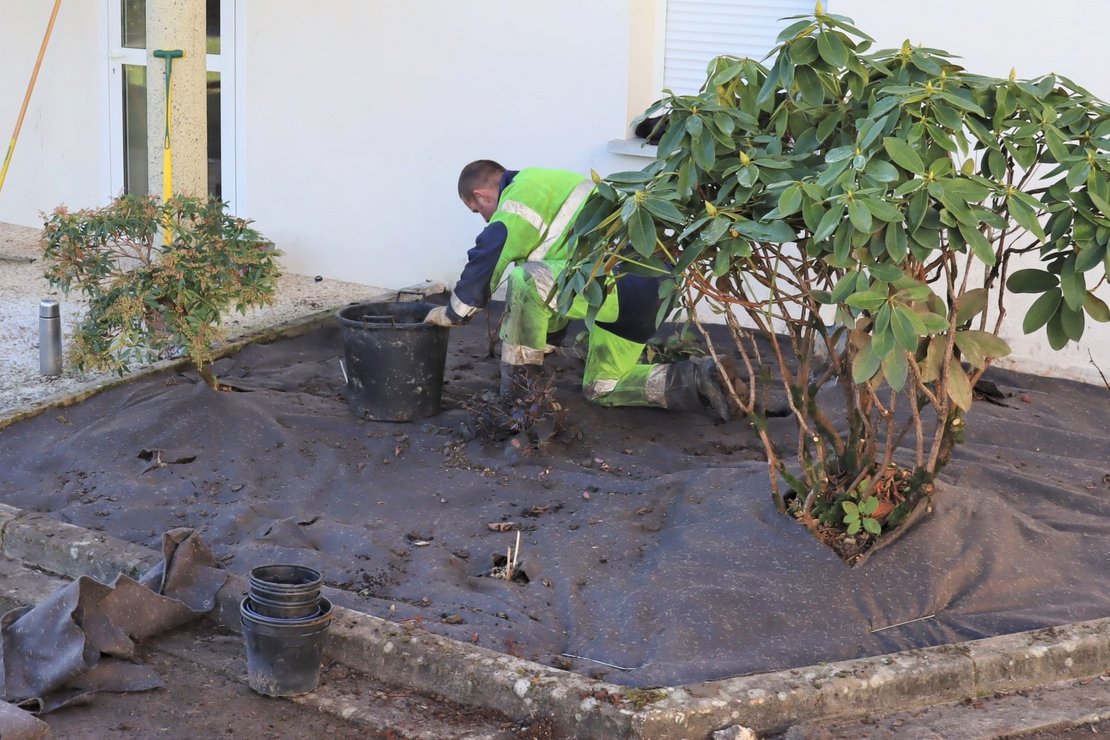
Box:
[663,0,818,96]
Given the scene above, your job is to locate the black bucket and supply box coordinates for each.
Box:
[241,596,333,696]
[336,301,449,422]
[248,564,322,619]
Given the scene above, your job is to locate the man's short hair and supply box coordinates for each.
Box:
[458,160,506,200]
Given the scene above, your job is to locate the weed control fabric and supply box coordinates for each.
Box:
[0,308,1106,688]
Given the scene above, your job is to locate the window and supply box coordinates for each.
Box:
[663,0,817,95]
[108,0,235,204]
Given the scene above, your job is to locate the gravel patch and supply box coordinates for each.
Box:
[0,221,405,417]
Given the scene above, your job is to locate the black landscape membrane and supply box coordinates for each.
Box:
[0,308,1107,688]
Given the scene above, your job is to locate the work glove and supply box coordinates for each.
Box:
[423,305,455,327]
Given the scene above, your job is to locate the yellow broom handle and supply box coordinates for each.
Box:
[0,0,63,196]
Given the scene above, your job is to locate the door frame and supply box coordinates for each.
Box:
[105,0,236,210]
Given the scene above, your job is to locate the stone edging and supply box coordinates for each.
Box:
[0,502,1106,738]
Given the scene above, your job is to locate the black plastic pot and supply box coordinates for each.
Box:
[248,592,320,620]
[336,301,449,422]
[241,596,333,697]
[248,564,322,619]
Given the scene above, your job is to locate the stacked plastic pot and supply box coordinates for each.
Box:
[240,564,332,696]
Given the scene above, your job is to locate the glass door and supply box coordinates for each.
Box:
[107,0,235,206]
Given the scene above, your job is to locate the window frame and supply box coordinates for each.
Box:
[105,0,236,209]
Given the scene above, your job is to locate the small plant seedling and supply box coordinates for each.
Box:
[505,529,521,581]
[490,530,526,582]
[842,496,882,536]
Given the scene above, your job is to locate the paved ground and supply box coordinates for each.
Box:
[0,555,555,739]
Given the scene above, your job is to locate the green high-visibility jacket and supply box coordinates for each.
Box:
[448,168,593,320]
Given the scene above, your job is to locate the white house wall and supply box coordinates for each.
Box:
[0,2,108,224]
[235,0,634,291]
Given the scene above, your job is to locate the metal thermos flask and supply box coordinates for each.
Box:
[39,298,62,376]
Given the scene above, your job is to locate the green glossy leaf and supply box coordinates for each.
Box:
[1023,287,1063,334]
[946,364,973,411]
[692,130,716,170]
[1075,244,1107,273]
[778,184,804,217]
[826,145,855,163]
[1007,269,1059,293]
[921,335,945,383]
[1006,195,1046,240]
[869,263,903,283]
[830,273,860,304]
[813,204,845,242]
[795,64,824,106]
[1059,255,1086,311]
[891,306,921,352]
[942,178,990,203]
[777,18,815,43]
[863,198,903,223]
[736,164,759,188]
[849,200,873,233]
[730,219,796,244]
[605,170,655,185]
[863,517,882,536]
[1084,291,1110,322]
[958,222,996,265]
[882,347,909,390]
[641,196,686,224]
[864,158,900,183]
[1066,161,1091,189]
[852,341,882,384]
[1087,189,1110,219]
[955,330,1011,368]
[918,311,949,334]
[628,207,656,257]
[1045,306,1069,349]
[846,291,887,311]
[1060,303,1085,341]
[933,90,986,117]
[883,137,925,175]
[859,497,879,515]
[871,326,894,357]
[700,215,732,245]
[885,223,908,261]
[817,29,849,67]
[955,287,989,325]
[789,34,819,63]
[657,116,687,158]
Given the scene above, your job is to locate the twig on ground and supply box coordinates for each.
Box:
[559,653,636,671]
[505,530,521,581]
[868,614,937,633]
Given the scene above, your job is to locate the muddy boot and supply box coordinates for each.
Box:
[499,362,546,401]
[664,357,731,421]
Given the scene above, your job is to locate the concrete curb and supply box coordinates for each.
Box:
[1,502,1106,738]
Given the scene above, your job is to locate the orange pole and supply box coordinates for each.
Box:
[0,0,63,196]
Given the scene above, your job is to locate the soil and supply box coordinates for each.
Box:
[0,303,1107,690]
